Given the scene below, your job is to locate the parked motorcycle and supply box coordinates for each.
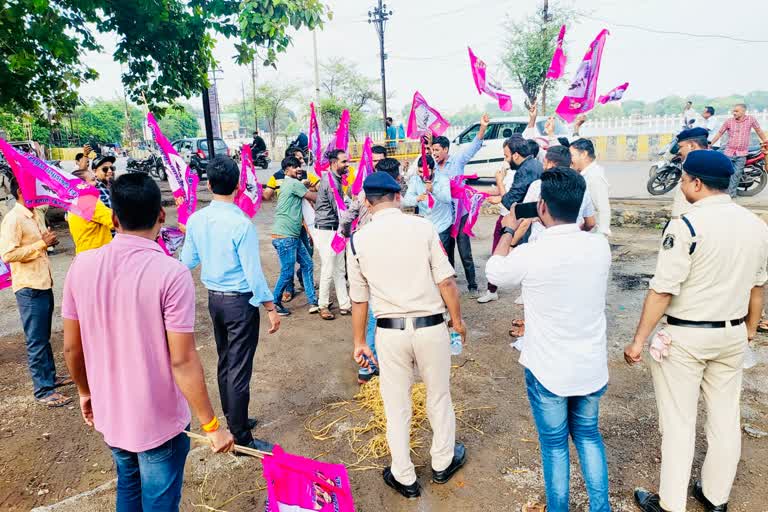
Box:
[127,152,167,181]
[647,146,767,197]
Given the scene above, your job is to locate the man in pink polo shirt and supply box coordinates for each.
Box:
[62,173,234,511]
[710,103,767,197]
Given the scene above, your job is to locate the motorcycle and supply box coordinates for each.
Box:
[647,145,767,197]
[253,149,270,170]
[127,152,167,181]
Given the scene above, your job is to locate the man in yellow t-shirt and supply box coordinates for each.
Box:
[69,170,113,254]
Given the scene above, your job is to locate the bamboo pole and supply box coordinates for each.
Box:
[184,431,272,459]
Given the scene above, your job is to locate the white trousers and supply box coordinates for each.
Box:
[314,228,350,310]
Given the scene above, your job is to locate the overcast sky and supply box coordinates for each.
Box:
[79,0,767,119]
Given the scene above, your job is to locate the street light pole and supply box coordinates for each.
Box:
[368,1,392,133]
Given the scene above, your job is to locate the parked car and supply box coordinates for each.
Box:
[171,137,230,179]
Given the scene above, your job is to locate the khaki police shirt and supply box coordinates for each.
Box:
[347,208,456,318]
[650,194,768,321]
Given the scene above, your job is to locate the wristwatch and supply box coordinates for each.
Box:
[501,227,516,237]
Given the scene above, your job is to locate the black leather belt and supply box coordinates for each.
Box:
[667,315,746,329]
[377,314,445,330]
[208,290,251,297]
[316,225,338,231]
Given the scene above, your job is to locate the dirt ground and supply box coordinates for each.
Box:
[1,191,767,512]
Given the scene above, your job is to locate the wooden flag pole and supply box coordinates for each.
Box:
[184,430,272,459]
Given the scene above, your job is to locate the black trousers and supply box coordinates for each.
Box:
[439,214,477,290]
[207,291,260,446]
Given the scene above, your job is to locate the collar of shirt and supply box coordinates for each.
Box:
[372,207,401,219]
[582,160,602,176]
[13,202,34,219]
[208,199,241,211]
[539,223,581,239]
[111,233,164,253]
[691,193,731,209]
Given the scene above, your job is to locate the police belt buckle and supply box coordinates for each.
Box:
[376,314,444,330]
[666,315,746,329]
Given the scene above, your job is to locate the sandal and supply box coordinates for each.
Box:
[521,503,546,512]
[508,319,525,338]
[319,308,335,320]
[36,392,72,407]
[282,291,294,303]
[757,318,768,333]
[54,376,73,388]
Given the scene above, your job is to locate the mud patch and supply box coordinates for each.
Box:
[611,272,654,291]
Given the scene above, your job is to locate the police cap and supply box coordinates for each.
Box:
[677,127,709,142]
[363,171,401,196]
[683,149,734,179]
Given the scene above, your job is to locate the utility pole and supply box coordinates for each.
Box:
[251,60,259,132]
[540,0,552,114]
[312,30,321,105]
[368,1,392,133]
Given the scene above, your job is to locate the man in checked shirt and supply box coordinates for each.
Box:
[710,103,767,197]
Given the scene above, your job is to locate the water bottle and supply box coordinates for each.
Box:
[449,330,463,356]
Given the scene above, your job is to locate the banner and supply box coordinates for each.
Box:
[546,25,567,80]
[555,29,610,123]
[598,82,629,104]
[350,137,374,196]
[407,92,450,139]
[263,445,355,512]
[235,144,263,218]
[317,110,351,174]
[309,103,323,174]
[146,112,199,226]
[468,47,513,112]
[0,138,99,221]
[157,226,186,256]
[0,259,11,290]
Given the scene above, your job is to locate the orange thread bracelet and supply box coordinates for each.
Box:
[201,416,219,433]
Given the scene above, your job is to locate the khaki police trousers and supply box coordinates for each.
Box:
[376,320,456,485]
[649,322,746,512]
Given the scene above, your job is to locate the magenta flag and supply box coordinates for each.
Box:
[350,137,374,196]
[235,144,263,218]
[309,102,323,174]
[546,25,567,80]
[0,259,11,290]
[146,112,199,226]
[317,110,351,174]
[448,174,487,238]
[325,171,349,254]
[468,47,513,112]
[157,226,185,256]
[555,29,610,123]
[0,137,99,221]
[407,92,450,139]
[598,82,629,104]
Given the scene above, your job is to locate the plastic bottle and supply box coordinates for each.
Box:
[449,330,463,356]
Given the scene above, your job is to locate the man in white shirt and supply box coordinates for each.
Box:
[485,168,612,512]
[570,139,612,236]
[682,101,697,129]
[701,106,719,143]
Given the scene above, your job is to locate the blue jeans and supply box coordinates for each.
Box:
[272,237,317,306]
[727,155,746,198]
[288,227,314,294]
[358,308,378,377]
[15,288,56,399]
[109,429,190,512]
[525,369,610,512]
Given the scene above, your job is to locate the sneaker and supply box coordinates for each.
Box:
[357,368,379,385]
[476,290,498,304]
[308,304,320,314]
[275,304,291,316]
[468,288,481,299]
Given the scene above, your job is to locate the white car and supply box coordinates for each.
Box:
[452,117,570,179]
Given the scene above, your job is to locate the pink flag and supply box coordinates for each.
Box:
[468,47,513,112]
[317,110,351,174]
[350,137,374,196]
[0,137,99,221]
[309,102,323,174]
[157,226,186,256]
[263,445,355,512]
[325,171,349,254]
[0,259,11,290]
[407,91,450,139]
[235,144,263,218]
[146,112,199,226]
[598,82,629,104]
[448,174,487,238]
[555,29,610,123]
[546,25,567,80]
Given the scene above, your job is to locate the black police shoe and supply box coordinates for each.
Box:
[633,488,669,512]
[235,437,275,456]
[431,442,467,484]
[382,467,421,499]
[693,480,728,512]
[247,417,258,430]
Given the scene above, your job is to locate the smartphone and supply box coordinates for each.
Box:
[514,201,539,219]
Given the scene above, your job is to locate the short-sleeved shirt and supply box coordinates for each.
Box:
[61,234,195,452]
[523,179,596,241]
[347,208,455,318]
[272,176,308,238]
[717,115,761,157]
[650,194,768,321]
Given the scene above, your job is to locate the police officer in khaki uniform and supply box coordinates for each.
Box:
[626,150,768,512]
[347,172,467,499]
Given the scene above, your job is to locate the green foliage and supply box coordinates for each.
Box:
[67,100,144,144]
[588,90,768,119]
[157,105,201,141]
[501,4,575,113]
[0,112,51,142]
[319,58,380,136]
[253,82,300,148]
[0,0,329,116]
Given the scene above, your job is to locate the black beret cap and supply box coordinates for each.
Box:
[363,171,401,195]
[677,127,709,142]
[683,150,734,179]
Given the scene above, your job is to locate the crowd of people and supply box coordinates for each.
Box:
[0,101,767,512]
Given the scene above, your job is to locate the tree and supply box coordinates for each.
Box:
[319,58,380,136]
[254,82,300,149]
[501,2,575,114]
[0,0,329,116]
[158,106,201,141]
[66,100,144,144]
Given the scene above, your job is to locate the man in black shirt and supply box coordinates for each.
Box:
[251,131,267,153]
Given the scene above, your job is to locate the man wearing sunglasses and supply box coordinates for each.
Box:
[92,155,115,209]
